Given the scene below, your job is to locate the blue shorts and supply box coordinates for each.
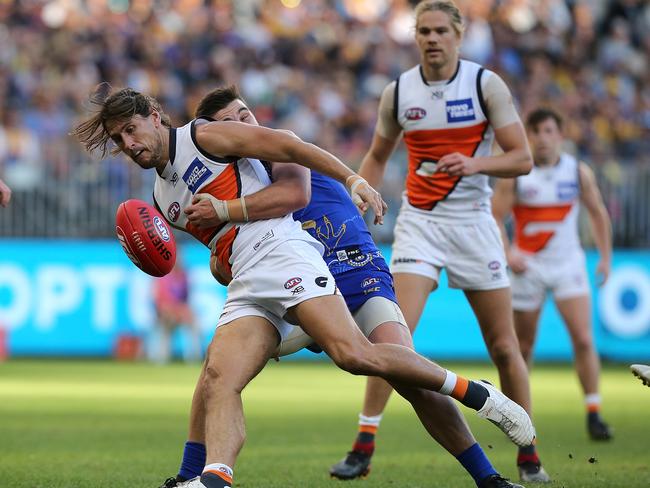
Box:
[333,256,398,314]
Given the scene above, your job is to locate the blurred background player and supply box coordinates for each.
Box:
[151,258,202,364]
[158,85,526,488]
[329,1,547,483]
[630,365,650,387]
[0,178,10,207]
[492,108,613,441]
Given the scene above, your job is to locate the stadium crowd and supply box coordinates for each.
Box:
[0,0,648,243]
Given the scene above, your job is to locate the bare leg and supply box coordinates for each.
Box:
[555,294,599,396]
[202,316,278,467]
[368,321,475,456]
[513,308,543,367]
[291,294,448,388]
[292,294,534,449]
[360,273,437,416]
[465,287,531,414]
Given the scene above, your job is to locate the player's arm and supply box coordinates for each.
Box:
[185,163,310,228]
[437,73,533,178]
[579,162,612,285]
[358,82,402,189]
[0,178,11,207]
[491,177,527,273]
[195,122,386,223]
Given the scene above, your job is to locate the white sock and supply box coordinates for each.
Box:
[585,393,601,411]
[438,370,458,395]
[359,412,383,427]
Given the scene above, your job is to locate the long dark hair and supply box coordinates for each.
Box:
[72,84,171,157]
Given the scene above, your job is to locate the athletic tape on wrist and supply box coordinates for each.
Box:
[214,198,230,222]
[240,196,249,222]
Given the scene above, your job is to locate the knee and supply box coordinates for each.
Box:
[328,342,376,376]
[488,339,522,367]
[573,335,593,355]
[202,361,243,399]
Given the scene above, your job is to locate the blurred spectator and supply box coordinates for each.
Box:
[150,258,202,364]
[0,177,10,207]
[0,0,648,245]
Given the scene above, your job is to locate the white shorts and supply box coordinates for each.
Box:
[217,239,338,341]
[390,211,510,290]
[510,251,590,311]
[276,296,407,357]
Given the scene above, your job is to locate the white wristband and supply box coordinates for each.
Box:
[214,198,230,222]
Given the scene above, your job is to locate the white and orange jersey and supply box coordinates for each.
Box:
[513,153,581,258]
[396,59,495,222]
[153,119,315,277]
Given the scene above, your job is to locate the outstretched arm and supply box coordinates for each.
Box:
[579,162,612,285]
[195,122,386,222]
[185,163,311,228]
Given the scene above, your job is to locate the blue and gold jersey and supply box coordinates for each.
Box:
[293,171,395,313]
[293,171,383,276]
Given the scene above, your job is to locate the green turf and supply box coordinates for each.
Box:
[1,360,648,487]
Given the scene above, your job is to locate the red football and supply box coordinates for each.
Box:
[116,199,176,277]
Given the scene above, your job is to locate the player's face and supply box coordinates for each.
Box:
[212,100,259,126]
[107,113,165,169]
[415,10,461,70]
[528,118,563,165]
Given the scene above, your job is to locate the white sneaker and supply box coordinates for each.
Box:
[182,477,205,488]
[475,380,536,447]
[159,477,204,488]
[631,364,650,387]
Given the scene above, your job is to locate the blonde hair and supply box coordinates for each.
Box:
[414,0,464,36]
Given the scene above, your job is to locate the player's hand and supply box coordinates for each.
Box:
[596,259,611,286]
[347,175,388,225]
[436,152,481,176]
[209,253,232,286]
[0,178,11,207]
[507,249,527,274]
[184,194,227,228]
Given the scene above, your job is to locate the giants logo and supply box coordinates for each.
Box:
[405,107,427,120]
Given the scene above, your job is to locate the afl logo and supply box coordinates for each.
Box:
[405,107,427,120]
[153,216,171,242]
[284,277,302,289]
[167,202,181,222]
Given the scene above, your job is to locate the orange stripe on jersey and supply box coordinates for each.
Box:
[403,122,488,210]
[185,163,241,247]
[513,204,573,253]
[212,226,238,276]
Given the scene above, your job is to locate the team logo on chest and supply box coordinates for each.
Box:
[405,107,427,120]
[167,202,181,222]
[446,98,475,123]
[183,158,212,194]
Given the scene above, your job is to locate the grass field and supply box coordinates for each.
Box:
[1,360,648,488]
